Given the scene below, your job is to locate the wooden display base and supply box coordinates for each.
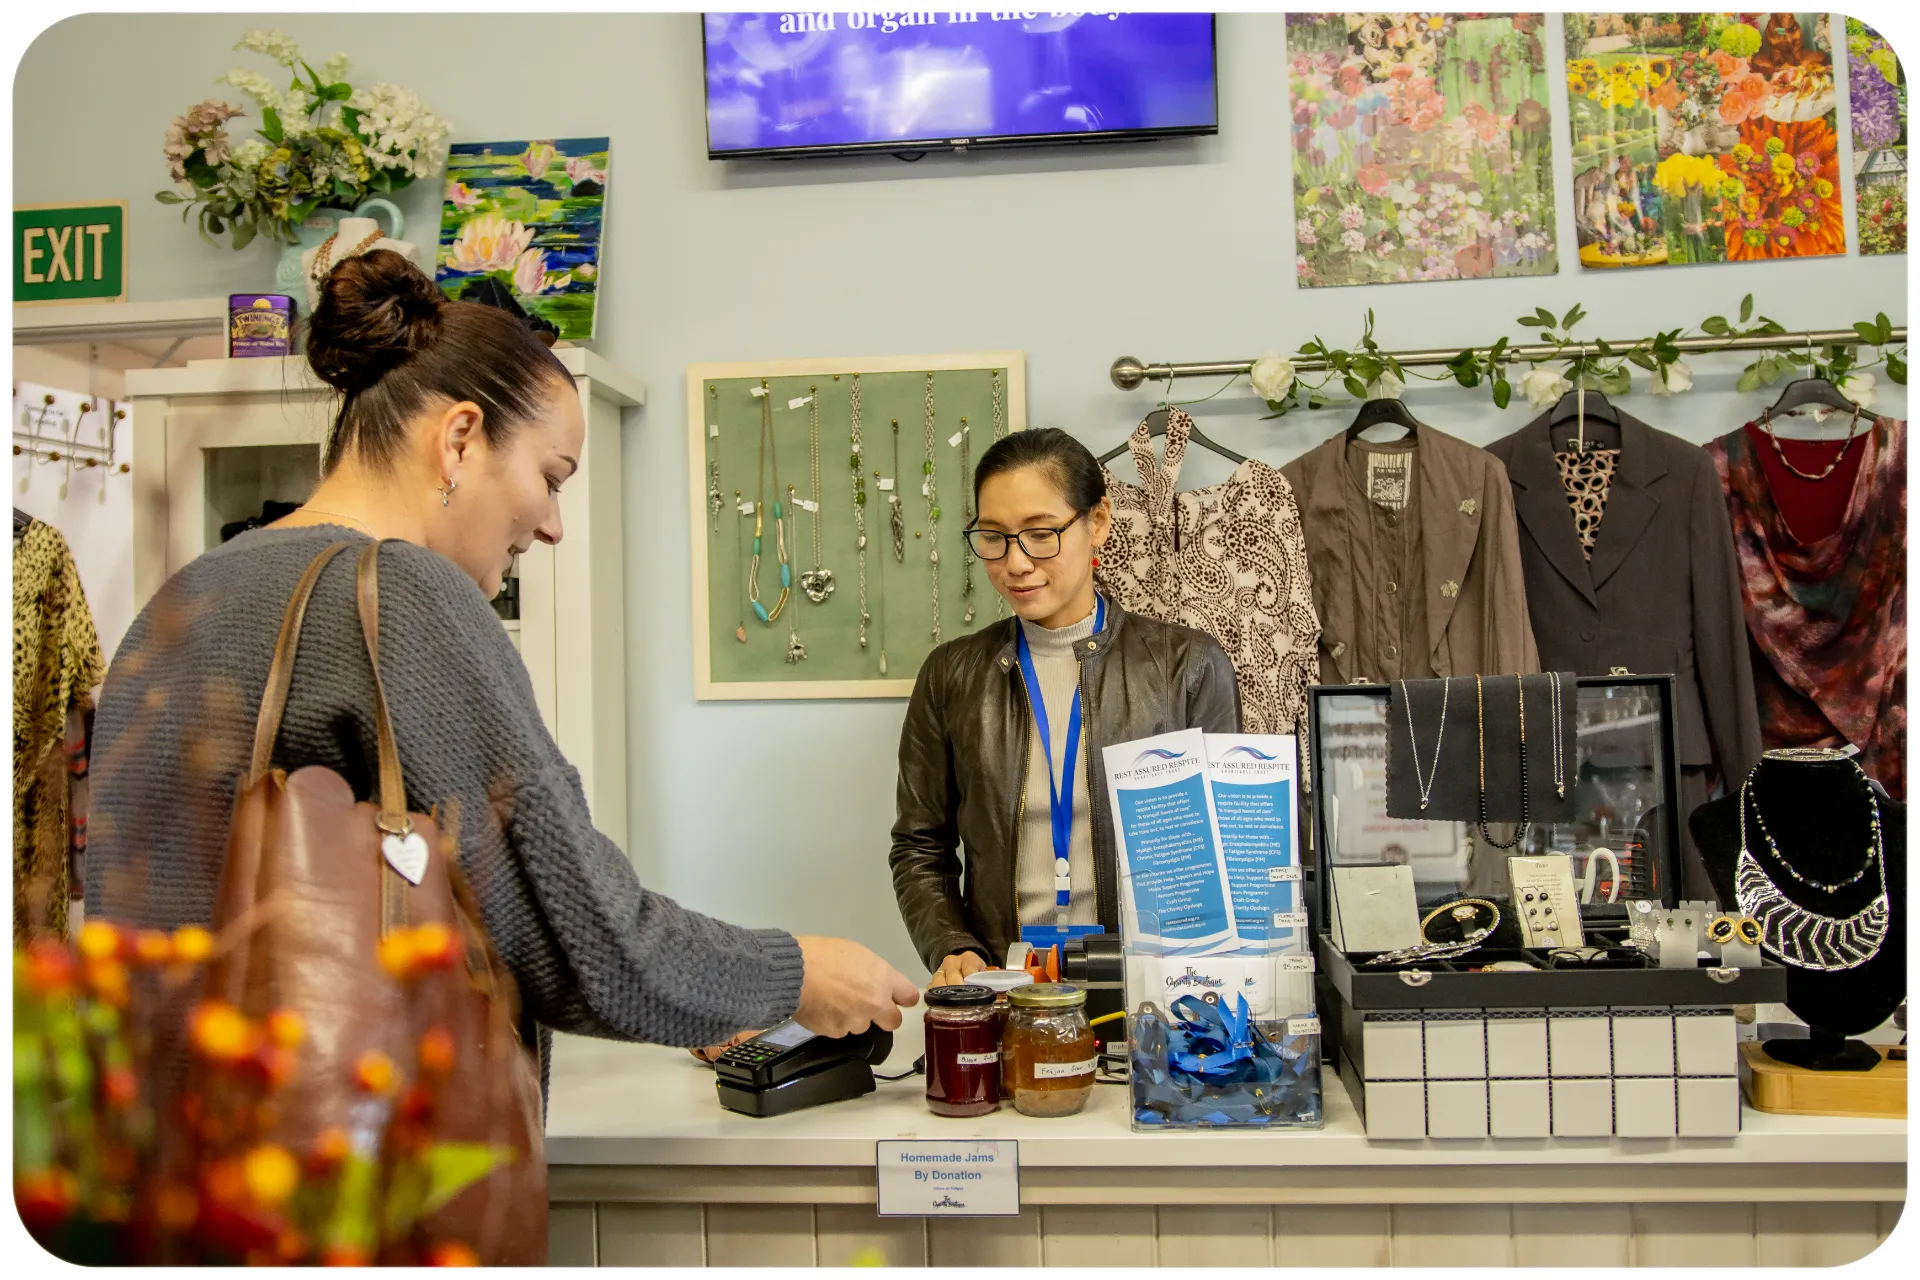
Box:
[1741,1041,1907,1118]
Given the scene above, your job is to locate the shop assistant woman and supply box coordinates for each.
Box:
[87,251,917,1067]
[891,429,1241,988]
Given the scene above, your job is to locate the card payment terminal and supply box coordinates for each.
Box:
[714,1019,895,1118]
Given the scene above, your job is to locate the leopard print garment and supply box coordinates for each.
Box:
[1098,408,1321,737]
[1553,446,1621,561]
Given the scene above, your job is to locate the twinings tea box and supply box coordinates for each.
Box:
[228,294,295,357]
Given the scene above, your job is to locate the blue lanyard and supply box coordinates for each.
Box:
[1016,595,1104,913]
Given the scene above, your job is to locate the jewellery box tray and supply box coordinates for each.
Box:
[1304,675,1790,1015]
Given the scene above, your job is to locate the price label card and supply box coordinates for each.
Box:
[1267,866,1302,883]
[877,477,895,491]
[1272,910,1309,929]
[709,423,720,438]
[749,386,768,397]
[876,1140,1020,1217]
[948,429,967,447]
[1277,954,1316,973]
[788,396,813,410]
[795,498,819,513]
[1287,1017,1322,1037]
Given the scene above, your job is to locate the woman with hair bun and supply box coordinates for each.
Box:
[890,427,1242,987]
[88,251,918,1075]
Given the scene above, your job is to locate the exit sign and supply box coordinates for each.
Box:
[15,202,126,304]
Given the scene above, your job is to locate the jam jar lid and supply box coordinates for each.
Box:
[926,984,996,1007]
[1008,982,1086,1010]
[969,969,1036,994]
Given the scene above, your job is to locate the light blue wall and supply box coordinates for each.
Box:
[15,13,1907,976]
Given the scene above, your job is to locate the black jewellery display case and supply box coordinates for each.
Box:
[1301,676,1789,1139]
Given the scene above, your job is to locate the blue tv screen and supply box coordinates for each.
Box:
[703,12,1218,158]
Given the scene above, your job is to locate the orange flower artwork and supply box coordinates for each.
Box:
[1718,118,1845,260]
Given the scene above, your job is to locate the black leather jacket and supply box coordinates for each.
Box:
[888,602,1241,970]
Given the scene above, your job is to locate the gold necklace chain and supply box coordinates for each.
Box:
[310,227,387,283]
[1759,405,1865,482]
[299,506,376,536]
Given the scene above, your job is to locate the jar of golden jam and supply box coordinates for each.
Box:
[1002,983,1097,1118]
[923,985,1001,1117]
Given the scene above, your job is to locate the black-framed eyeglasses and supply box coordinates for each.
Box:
[963,510,1086,561]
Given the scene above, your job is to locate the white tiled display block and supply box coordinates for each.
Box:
[1364,1080,1427,1138]
[1426,1080,1490,1138]
[1551,1077,1614,1136]
[1549,1016,1612,1076]
[1362,1019,1425,1081]
[1675,1013,1738,1076]
[1614,1076,1679,1137]
[1486,1015,1548,1079]
[1423,1018,1487,1079]
[1677,1076,1742,1137]
[1489,1078,1553,1137]
[1612,1012,1676,1076]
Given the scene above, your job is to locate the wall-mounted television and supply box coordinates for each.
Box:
[702,12,1218,159]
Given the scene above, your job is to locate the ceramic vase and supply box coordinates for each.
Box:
[273,198,407,295]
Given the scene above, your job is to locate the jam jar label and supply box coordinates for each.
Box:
[1033,1058,1097,1079]
[955,1051,1000,1066]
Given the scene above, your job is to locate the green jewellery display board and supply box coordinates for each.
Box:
[687,353,1026,699]
[14,202,126,304]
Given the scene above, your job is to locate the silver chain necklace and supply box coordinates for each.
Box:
[1547,670,1567,799]
[1398,677,1448,810]
[1735,761,1888,971]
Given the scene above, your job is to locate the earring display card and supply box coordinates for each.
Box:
[688,353,1025,699]
[1328,865,1420,953]
[1509,854,1585,948]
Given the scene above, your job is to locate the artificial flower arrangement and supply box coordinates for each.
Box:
[1246,296,1904,420]
[155,30,450,250]
[15,919,510,1265]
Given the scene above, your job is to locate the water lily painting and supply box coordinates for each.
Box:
[1286,14,1558,288]
[1847,18,1906,256]
[434,137,608,339]
[1565,14,1843,269]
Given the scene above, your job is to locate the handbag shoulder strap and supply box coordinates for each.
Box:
[352,540,410,832]
[248,541,356,782]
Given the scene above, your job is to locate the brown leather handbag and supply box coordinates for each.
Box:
[205,540,546,1264]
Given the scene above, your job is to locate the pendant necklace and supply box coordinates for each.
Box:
[783,485,807,663]
[748,380,791,625]
[1735,757,1888,971]
[1398,677,1448,811]
[888,418,906,564]
[731,490,748,643]
[798,385,835,604]
[1547,670,1567,799]
[849,374,871,652]
[991,368,1010,621]
[310,225,386,284]
[1476,674,1530,850]
[1759,404,1866,481]
[706,386,723,537]
[923,372,942,644]
[959,414,976,625]
[874,467,891,675]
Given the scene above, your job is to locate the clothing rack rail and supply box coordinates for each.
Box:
[1109,327,1909,391]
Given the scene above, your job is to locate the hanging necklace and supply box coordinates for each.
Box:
[748,380,791,625]
[1547,671,1567,799]
[959,414,976,625]
[783,486,807,663]
[874,467,891,676]
[310,225,386,284]
[1759,405,1866,482]
[1477,674,1530,850]
[731,490,748,643]
[1397,678,1449,811]
[706,385,723,537]
[300,506,377,537]
[1735,759,1888,971]
[849,374,871,652]
[923,372,942,644]
[991,368,1010,621]
[798,386,834,604]
[888,418,906,564]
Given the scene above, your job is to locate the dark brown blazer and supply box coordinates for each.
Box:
[1486,412,1761,791]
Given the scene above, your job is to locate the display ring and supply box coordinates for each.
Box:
[1367,898,1503,968]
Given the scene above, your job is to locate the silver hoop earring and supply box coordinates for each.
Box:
[439,479,457,507]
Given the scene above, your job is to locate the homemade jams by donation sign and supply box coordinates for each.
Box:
[1105,731,1323,1130]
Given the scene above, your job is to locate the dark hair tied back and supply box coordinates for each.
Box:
[972,426,1107,512]
[304,248,571,474]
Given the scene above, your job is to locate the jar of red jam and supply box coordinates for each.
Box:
[924,985,1001,1117]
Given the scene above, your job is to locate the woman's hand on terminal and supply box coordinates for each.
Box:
[793,936,921,1039]
[929,950,988,989]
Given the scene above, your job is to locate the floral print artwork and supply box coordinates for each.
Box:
[1847,19,1906,255]
[1286,13,1558,287]
[1566,14,1844,269]
[433,137,608,340]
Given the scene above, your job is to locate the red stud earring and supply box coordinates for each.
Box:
[1091,554,1102,569]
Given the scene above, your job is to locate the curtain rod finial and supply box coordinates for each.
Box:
[1111,356,1149,391]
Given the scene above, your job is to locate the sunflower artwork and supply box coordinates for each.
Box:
[434,137,608,341]
[1565,14,1844,269]
[1286,13,1559,287]
[1847,19,1906,256]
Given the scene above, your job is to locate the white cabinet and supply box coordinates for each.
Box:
[123,350,643,852]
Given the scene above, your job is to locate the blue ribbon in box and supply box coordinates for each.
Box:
[1130,993,1319,1127]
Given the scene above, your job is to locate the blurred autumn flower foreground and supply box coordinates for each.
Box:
[15,918,516,1265]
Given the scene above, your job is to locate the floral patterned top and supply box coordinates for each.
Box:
[1098,409,1321,738]
[1705,417,1906,799]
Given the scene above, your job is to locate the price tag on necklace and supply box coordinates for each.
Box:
[749,386,768,397]
[709,423,720,438]
[738,501,755,515]
[788,395,813,410]
[795,498,819,513]
[877,477,895,491]
[948,429,967,448]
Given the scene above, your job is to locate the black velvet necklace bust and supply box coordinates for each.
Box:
[1691,754,1905,1072]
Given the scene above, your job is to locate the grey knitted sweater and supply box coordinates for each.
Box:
[87,525,804,1058]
